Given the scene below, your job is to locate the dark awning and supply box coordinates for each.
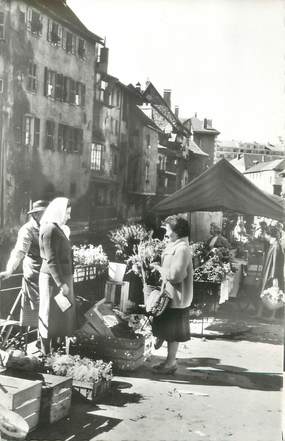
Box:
[153,159,285,221]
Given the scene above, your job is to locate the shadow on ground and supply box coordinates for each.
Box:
[27,381,143,441]
[123,356,282,392]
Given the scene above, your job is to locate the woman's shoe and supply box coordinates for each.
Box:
[152,361,166,370]
[154,337,164,350]
[154,364,177,375]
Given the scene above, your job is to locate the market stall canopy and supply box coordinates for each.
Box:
[153,159,285,221]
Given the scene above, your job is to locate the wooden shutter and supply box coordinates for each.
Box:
[81,83,86,107]
[47,19,52,41]
[26,7,32,31]
[62,28,66,50]
[44,67,48,96]
[70,79,75,104]
[33,117,40,148]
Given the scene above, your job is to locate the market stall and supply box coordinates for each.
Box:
[153,159,285,328]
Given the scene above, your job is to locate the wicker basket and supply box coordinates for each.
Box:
[261,296,285,311]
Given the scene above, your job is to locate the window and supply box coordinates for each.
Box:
[111,148,118,174]
[45,120,55,150]
[78,38,86,59]
[0,79,3,93]
[63,30,76,54]
[55,73,63,100]
[0,12,4,39]
[27,63,37,93]
[47,20,62,46]
[115,120,119,135]
[145,163,150,183]
[26,8,42,36]
[91,144,104,171]
[58,124,83,153]
[44,68,56,98]
[24,116,32,146]
[146,134,150,148]
[75,82,85,106]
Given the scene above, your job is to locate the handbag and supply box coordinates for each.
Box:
[145,281,172,317]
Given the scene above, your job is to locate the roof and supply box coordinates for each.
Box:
[188,117,220,135]
[25,0,104,43]
[135,106,162,133]
[230,154,265,172]
[153,159,285,221]
[187,139,208,157]
[244,159,285,174]
[141,82,190,136]
[217,139,240,149]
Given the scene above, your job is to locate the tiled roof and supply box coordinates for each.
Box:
[244,159,285,173]
[187,139,208,157]
[26,0,104,42]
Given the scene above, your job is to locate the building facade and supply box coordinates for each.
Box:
[0,0,104,231]
[215,140,285,163]
[243,159,285,196]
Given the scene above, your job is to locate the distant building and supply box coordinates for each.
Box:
[215,140,285,163]
[183,115,220,167]
[243,159,285,196]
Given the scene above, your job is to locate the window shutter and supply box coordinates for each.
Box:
[79,130,83,154]
[81,83,86,107]
[44,67,48,96]
[72,34,76,54]
[47,19,52,41]
[33,117,40,148]
[62,28,66,49]
[26,7,32,30]
[58,25,62,45]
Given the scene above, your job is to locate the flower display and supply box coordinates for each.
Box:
[45,353,113,383]
[193,247,233,283]
[109,224,149,260]
[73,244,109,272]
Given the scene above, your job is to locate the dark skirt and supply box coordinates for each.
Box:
[152,307,190,342]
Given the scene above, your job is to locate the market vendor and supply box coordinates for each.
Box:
[206,223,230,251]
[0,200,48,327]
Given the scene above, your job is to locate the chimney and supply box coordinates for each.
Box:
[204,118,207,129]
[98,47,109,74]
[194,112,197,118]
[163,89,171,107]
[174,106,179,118]
[135,82,141,92]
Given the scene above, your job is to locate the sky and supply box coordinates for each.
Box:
[69,0,285,144]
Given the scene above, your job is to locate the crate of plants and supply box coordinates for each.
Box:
[71,331,153,372]
[45,353,113,403]
[73,244,109,301]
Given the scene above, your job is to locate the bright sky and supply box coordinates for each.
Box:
[69,0,285,144]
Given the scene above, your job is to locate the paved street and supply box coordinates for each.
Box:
[29,317,283,441]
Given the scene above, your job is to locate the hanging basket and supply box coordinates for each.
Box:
[261,296,285,311]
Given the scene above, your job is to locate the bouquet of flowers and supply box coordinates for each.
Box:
[73,244,109,275]
[45,353,113,382]
[109,224,149,261]
[260,286,285,311]
[127,236,166,286]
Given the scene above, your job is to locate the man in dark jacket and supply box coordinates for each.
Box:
[0,200,48,326]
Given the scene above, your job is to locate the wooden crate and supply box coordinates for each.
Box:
[40,374,72,425]
[0,374,42,432]
[73,379,111,402]
[73,334,153,372]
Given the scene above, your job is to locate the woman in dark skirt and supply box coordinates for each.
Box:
[151,215,193,374]
[38,197,76,354]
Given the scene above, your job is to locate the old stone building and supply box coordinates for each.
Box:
[0,0,104,231]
